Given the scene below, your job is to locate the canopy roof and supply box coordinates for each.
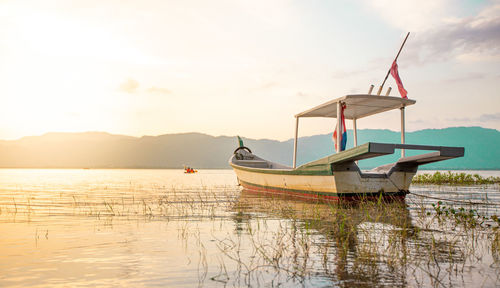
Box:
[295,94,416,119]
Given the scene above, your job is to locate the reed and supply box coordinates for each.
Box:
[413,171,500,185]
[2,180,500,287]
[212,192,500,287]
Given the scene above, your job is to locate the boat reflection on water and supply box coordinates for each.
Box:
[226,188,486,287]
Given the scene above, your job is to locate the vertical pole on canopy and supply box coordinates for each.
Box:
[353,118,358,147]
[336,102,341,153]
[353,118,358,164]
[293,117,299,168]
[368,85,374,95]
[378,32,410,96]
[400,107,405,158]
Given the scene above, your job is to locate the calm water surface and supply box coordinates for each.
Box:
[0,169,499,287]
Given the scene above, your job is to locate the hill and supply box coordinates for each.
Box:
[0,127,498,169]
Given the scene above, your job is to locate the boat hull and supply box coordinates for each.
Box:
[229,141,464,202]
[239,180,407,202]
[231,164,412,202]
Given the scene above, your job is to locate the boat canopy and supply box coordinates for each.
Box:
[292,94,416,168]
[295,94,416,119]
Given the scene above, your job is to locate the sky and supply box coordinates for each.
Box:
[0,0,499,141]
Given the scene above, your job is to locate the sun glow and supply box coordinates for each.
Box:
[0,3,146,138]
[0,0,498,140]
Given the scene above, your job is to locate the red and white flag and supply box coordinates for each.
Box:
[390,60,407,99]
[332,103,347,152]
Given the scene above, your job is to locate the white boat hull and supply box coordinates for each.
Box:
[231,164,413,201]
[229,142,464,202]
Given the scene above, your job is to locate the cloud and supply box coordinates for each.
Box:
[331,57,392,79]
[448,116,471,122]
[147,87,172,95]
[362,0,452,32]
[363,1,500,64]
[478,113,500,122]
[410,4,500,63]
[407,117,447,130]
[249,81,279,92]
[409,119,426,124]
[119,79,172,95]
[331,68,371,79]
[448,113,500,123]
[257,81,278,90]
[443,72,486,83]
[119,78,139,94]
[296,91,309,98]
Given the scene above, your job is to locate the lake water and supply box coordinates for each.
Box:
[0,169,499,287]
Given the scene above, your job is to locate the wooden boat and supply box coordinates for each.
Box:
[184,166,198,174]
[229,94,464,202]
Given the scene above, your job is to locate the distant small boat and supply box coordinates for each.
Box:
[229,94,464,202]
[184,166,198,174]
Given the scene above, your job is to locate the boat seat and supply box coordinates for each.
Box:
[359,171,387,178]
[369,163,395,174]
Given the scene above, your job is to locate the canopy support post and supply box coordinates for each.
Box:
[353,118,358,147]
[353,118,358,164]
[400,106,405,158]
[293,117,299,168]
[336,102,341,153]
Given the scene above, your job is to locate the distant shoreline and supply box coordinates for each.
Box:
[1,127,498,170]
[0,167,499,171]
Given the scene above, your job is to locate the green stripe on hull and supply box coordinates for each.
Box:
[230,163,332,176]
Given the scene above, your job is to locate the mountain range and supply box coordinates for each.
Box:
[0,127,498,169]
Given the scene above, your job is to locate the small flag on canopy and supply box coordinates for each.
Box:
[390,60,408,99]
[333,103,347,152]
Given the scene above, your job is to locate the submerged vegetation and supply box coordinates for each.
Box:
[221,192,500,287]
[413,171,500,185]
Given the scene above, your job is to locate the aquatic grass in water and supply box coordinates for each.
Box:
[0,169,500,287]
[215,191,500,287]
[413,171,500,185]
